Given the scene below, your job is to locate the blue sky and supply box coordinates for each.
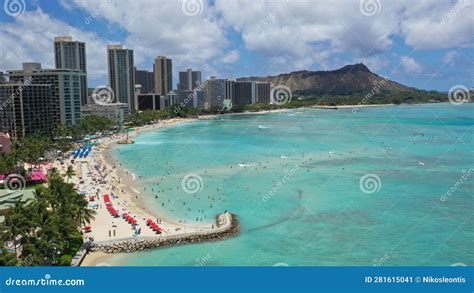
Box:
[0,0,473,91]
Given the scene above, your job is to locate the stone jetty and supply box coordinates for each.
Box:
[88,212,239,254]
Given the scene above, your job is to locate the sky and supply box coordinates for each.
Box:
[0,0,473,91]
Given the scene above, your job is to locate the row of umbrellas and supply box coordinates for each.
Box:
[104,194,162,234]
[146,219,162,234]
[104,194,119,217]
[73,145,93,159]
[123,213,138,225]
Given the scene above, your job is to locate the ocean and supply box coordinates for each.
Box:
[107,103,473,266]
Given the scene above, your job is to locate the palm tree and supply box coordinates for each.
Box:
[0,242,18,266]
[48,168,59,179]
[2,202,30,257]
[0,153,16,174]
[2,168,97,266]
[45,174,68,212]
[64,165,76,183]
[54,124,73,158]
[62,184,95,227]
[74,201,96,227]
[32,205,62,265]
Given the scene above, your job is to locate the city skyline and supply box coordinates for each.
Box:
[0,0,472,92]
[1,33,275,134]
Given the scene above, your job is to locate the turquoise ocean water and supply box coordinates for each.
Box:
[108,103,473,266]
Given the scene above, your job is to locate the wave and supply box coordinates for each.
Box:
[135,141,163,145]
[131,187,141,194]
[238,163,251,168]
[123,169,136,180]
[288,112,304,116]
[258,125,269,129]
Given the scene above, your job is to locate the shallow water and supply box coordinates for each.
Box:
[108,103,473,266]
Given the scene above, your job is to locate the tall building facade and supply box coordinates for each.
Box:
[54,36,88,106]
[136,93,169,111]
[154,56,172,95]
[0,83,53,138]
[231,81,271,106]
[255,82,271,104]
[225,79,235,103]
[8,63,84,126]
[195,90,205,108]
[204,77,226,109]
[108,45,135,110]
[134,68,155,94]
[233,81,255,106]
[166,91,178,106]
[178,68,201,91]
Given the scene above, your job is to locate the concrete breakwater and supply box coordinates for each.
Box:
[89,213,239,254]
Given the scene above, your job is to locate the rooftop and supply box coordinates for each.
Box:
[54,36,73,42]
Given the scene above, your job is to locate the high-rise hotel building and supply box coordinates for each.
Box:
[0,83,54,138]
[107,45,135,110]
[54,36,88,106]
[154,56,172,95]
[134,67,155,94]
[178,68,201,91]
[255,82,271,104]
[231,81,271,106]
[8,63,83,127]
[204,77,227,109]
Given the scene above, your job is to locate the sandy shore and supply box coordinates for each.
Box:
[80,251,112,266]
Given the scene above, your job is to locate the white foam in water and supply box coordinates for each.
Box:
[238,163,251,167]
[135,141,163,145]
[288,112,303,116]
[280,156,290,159]
[123,169,136,180]
[131,187,141,194]
[258,125,269,129]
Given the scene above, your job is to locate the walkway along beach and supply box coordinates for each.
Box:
[89,213,239,254]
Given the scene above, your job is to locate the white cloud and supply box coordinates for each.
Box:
[2,0,472,86]
[66,0,230,73]
[400,56,423,74]
[354,55,390,72]
[401,0,473,50]
[0,8,111,85]
[59,0,75,11]
[214,0,473,74]
[221,50,240,64]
